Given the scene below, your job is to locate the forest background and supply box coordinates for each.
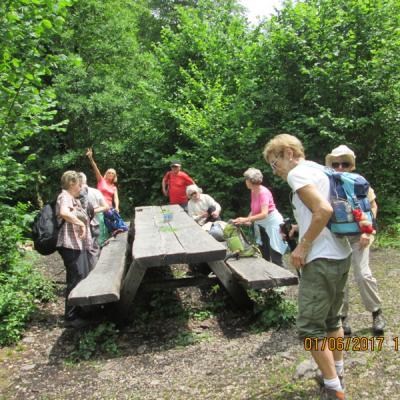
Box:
[1,0,400,344]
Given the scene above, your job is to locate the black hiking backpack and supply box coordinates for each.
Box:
[32,200,64,255]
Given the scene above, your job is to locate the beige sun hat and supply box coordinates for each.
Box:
[325,145,356,169]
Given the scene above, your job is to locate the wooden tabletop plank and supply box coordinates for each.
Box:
[132,205,226,266]
[132,206,163,266]
[162,205,226,263]
[133,205,186,266]
[226,257,298,289]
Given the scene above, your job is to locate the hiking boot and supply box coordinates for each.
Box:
[341,316,352,336]
[320,387,345,400]
[372,309,386,335]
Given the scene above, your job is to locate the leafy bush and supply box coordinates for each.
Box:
[68,322,120,362]
[248,288,297,331]
[0,259,56,346]
[0,203,32,272]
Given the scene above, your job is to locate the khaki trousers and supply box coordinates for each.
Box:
[341,235,382,316]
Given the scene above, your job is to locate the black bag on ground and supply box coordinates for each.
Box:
[32,200,64,255]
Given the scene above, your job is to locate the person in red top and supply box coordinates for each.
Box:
[162,160,194,210]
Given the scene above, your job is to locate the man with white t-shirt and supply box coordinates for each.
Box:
[78,172,109,269]
[264,134,351,400]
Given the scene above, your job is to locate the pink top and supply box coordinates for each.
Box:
[97,177,116,207]
[250,185,276,215]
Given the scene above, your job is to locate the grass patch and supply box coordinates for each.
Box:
[165,330,213,348]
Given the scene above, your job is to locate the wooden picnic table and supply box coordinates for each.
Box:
[118,204,227,313]
[69,204,298,313]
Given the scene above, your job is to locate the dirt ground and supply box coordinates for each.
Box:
[1,247,400,400]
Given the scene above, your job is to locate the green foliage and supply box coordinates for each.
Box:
[0,259,56,346]
[0,0,73,201]
[0,0,73,303]
[254,0,400,220]
[248,288,297,331]
[0,202,34,272]
[67,322,120,362]
[189,309,214,321]
[9,0,397,228]
[374,224,400,249]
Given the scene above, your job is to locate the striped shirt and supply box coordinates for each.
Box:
[56,190,92,250]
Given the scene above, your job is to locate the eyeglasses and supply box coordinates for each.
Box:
[332,162,351,169]
[269,154,281,170]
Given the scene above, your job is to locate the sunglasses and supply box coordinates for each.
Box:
[332,162,351,169]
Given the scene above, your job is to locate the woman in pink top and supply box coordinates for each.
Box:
[233,168,287,266]
[86,148,119,211]
[86,148,127,236]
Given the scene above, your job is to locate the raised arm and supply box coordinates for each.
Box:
[113,188,120,212]
[86,148,103,183]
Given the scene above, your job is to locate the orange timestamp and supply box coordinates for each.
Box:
[303,336,390,352]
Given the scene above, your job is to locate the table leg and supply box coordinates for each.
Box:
[208,261,253,308]
[118,259,147,316]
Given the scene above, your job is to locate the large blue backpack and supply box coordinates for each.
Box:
[324,169,374,236]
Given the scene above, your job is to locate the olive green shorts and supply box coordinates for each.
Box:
[297,256,351,339]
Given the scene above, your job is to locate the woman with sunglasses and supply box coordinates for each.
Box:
[326,145,385,336]
[186,184,221,226]
[232,167,287,266]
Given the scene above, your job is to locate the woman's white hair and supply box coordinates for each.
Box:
[186,184,202,197]
[243,168,263,184]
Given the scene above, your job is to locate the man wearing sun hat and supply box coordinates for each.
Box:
[161,160,194,210]
[326,145,385,336]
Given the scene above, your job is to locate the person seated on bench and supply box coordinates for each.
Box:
[187,184,225,241]
[187,184,221,225]
[232,167,287,266]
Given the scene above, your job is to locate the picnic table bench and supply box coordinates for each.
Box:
[68,205,298,313]
[68,230,128,306]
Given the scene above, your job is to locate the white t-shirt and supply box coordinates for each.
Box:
[287,160,351,263]
[87,187,107,225]
[188,194,221,226]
